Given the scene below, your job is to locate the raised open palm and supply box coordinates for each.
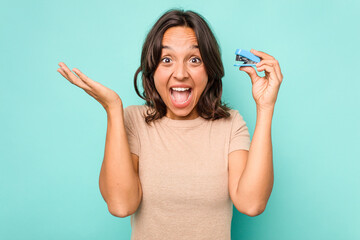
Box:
[57,62,122,111]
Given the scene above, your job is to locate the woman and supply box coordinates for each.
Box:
[57,9,283,240]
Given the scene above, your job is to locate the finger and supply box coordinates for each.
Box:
[58,67,76,84]
[58,67,89,90]
[57,68,69,80]
[274,60,283,83]
[59,68,99,99]
[58,66,91,91]
[239,66,258,84]
[250,49,275,60]
[256,60,282,81]
[58,62,81,83]
[72,68,103,89]
[58,63,92,90]
[256,65,280,83]
[58,62,83,82]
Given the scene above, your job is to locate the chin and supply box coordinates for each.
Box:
[167,104,198,119]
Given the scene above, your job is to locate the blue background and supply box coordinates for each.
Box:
[1,0,359,239]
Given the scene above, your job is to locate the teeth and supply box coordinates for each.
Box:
[171,89,192,103]
[171,87,190,91]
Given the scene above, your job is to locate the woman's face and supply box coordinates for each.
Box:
[153,26,208,120]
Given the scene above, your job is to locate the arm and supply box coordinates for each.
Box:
[236,49,283,216]
[235,107,274,216]
[56,63,142,218]
[99,104,142,218]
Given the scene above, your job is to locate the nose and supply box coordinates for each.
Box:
[172,61,189,80]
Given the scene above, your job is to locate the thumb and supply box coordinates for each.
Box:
[239,66,257,84]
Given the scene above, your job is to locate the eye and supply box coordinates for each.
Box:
[161,57,172,63]
[190,57,201,64]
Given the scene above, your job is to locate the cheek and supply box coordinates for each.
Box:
[192,69,208,90]
[153,68,169,93]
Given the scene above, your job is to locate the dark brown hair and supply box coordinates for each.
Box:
[134,9,231,125]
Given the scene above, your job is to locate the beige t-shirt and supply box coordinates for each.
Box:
[123,104,251,240]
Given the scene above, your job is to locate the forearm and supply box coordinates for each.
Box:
[236,107,274,213]
[99,105,141,216]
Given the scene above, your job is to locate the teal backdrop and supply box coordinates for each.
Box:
[1,0,359,239]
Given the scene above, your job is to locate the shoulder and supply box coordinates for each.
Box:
[223,109,248,129]
[124,104,148,116]
[221,108,245,123]
[123,104,151,124]
[205,109,246,130]
[124,104,145,112]
[228,109,239,117]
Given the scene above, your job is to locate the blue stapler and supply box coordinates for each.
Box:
[233,49,260,67]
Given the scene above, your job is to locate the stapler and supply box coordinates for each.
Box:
[233,49,260,67]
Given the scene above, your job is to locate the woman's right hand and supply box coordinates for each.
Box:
[57,62,123,112]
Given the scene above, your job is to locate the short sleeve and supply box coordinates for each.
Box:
[123,106,140,156]
[228,110,251,154]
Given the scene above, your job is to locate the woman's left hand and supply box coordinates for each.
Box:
[239,49,283,111]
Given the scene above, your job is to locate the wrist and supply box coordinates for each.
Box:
[255,106,274,129]
[256,105,275,118]
[106,103,124,115]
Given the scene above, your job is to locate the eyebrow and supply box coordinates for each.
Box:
[161,45,199,50]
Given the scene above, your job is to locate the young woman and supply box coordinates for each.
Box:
[57,9,283,240]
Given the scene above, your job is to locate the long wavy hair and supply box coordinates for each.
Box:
[134,9,231,125]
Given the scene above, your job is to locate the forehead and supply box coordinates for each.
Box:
[162,26,198,45]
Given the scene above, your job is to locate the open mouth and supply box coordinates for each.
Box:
[169,87,192,105]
